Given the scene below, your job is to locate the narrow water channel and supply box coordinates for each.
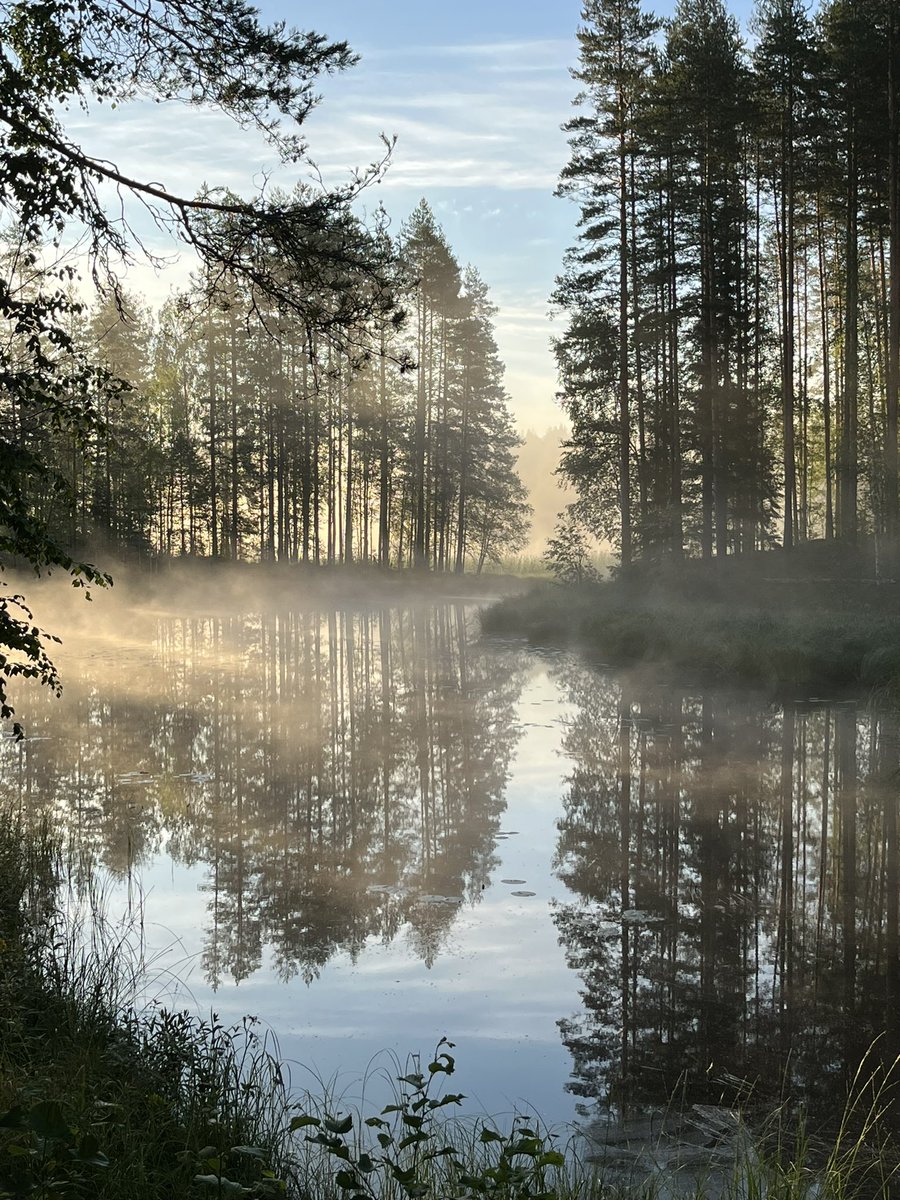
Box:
[2,599,898,1147]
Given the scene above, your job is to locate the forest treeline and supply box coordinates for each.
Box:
[3,201,529,573]
[555,0,900,569]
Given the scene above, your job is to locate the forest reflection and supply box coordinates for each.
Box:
[5,609,900,1126]
[0,604,526,987]
[553,662,900,1123]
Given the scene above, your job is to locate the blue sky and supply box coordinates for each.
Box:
[80,0,756,433]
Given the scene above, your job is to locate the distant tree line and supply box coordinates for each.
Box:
[0,0,532,726]
[555,0,900,569]
[2,200,529,573]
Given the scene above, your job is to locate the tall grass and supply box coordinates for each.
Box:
[0,818,295,1198]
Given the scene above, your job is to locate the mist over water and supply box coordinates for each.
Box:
[2,574,899,1132]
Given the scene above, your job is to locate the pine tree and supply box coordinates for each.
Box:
[556,0,658,564]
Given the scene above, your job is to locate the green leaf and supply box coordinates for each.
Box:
[232,1145,268,1160]
[0,1107,26,1130]
[5,1143,37,1158]
[429,1093,465,1109]
[335,1169,358,1190]
[323,1114,354,1136]
[507,1138,541,1157]
[398,1132,429,1150]
[357,1153,375,1174]
[27,1100,70,1140]
[538,1150,565,1168]
[459,1174,487,1191]
[75,1133,109,1167]
[289,1115,320,1131]
[398,1074,425,1088]
[428,1054,455,1075]
[194,1175,249,1195]
[478,1128,504,1144]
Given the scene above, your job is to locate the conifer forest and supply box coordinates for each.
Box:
[556,0,900,567]
[4,200,528,575]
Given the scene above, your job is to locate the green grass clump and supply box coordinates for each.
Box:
[0,820,294,1198]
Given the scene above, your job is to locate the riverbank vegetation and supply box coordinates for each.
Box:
[485,540,900,695]
[1,816,898,1199]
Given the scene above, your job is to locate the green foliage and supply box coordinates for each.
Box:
[0,814,295,1198]
[291,1040,569,1200]
[483,566,900,696]
[0,1098,110,1199]
[543,511,601,585]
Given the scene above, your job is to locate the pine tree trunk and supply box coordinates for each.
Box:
[887,13,900,569]
[618,116,632,567]
[841,130,859,545]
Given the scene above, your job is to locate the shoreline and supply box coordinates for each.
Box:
[481,575,900,700]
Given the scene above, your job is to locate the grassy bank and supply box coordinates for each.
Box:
[0,822,295,1198]
[482,545,900,696]
[1,817,898,1199]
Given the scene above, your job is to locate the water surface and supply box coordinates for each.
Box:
[2,597,898,1138]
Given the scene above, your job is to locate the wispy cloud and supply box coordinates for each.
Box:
[306,38,573,192]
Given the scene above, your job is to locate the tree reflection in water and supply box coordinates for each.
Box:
[0,604,526,989]
[552,661,900,1128]
[7,620,900,1131]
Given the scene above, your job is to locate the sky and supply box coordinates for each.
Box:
[74,0,756,435]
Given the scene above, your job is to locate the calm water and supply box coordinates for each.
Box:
[2,597,899,1136]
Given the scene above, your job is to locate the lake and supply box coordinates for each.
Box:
[2,594,898,1147]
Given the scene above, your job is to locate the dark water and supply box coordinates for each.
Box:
[2,598,898,1140]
